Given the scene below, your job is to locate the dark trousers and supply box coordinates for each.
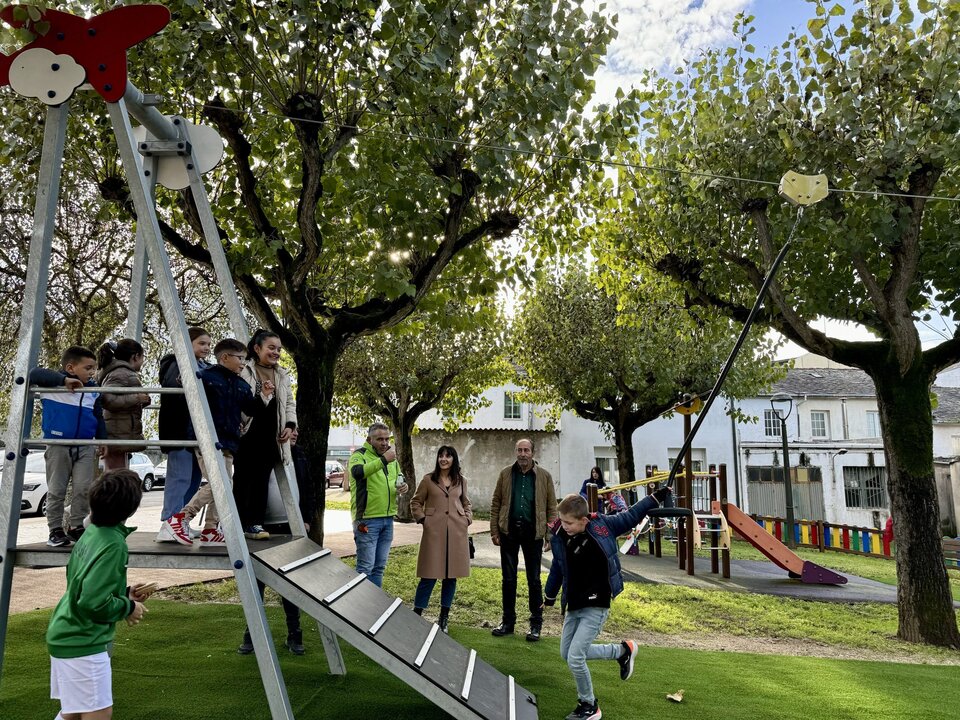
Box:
[499,523,544,626]
[232,445,278,526]
[244,579,301,636]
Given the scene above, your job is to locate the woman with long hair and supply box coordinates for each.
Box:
[234,329,297,540]
[410,445,472,633]
[578,466,606,512]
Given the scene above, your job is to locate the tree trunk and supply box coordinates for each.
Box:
[612,411,637,485]
[393,411,418,522]
[292,347,337,547]
[870,360,960,648]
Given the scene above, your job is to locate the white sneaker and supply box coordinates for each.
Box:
[156,523,178,543]
[183,518,202,539]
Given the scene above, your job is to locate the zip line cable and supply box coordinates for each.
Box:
[664,206,807,491]
[188,101,960,205]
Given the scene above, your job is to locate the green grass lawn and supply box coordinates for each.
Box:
[3,601,960,720]
[156,545,960,664]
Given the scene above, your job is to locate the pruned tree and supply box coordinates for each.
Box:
[334,296,509,519]
[516,264,780,482]
[598,1,960,646]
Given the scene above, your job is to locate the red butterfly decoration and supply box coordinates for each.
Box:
[0,4,170,102]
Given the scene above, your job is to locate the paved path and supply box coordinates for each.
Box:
[9,491,481,614]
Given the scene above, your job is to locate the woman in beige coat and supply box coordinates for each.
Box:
[411,445,472,633]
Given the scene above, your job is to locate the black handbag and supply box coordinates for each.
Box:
[468,536,476,559]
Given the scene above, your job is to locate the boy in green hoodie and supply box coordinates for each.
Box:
[46,469,154,719]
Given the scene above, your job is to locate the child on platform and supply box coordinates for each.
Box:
[97,339,150,471]
[47,469,155,720]
[160,338,274,546]
[30,346,107,547]
[543,488,671,720]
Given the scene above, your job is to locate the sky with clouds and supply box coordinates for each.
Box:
[589,0,955,356]
[590,0,816,103]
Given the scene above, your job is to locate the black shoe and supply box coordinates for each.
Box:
[652,484,674,507]
[618,640,637,680]
[413,607,424,616]
[491,621,514,637]
[285,630,305,656]
[237,631,254,655]
[47,528,72,547]
[565,699,601,720]
[66,526,85,542]
[438,607,450,634]
[526,623,542,642]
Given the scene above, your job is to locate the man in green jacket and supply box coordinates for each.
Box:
[489,438,557,641]
[349,422,409,587]
[47,469,155,719]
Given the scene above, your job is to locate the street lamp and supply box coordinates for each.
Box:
[770,393,796,548]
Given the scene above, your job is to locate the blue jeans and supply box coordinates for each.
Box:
[353,516,394,587]
[414,578,457,609]
[161,448,202,521]
[560,607,619,703]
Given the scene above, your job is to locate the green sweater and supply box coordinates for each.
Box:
[46,524,135,659]
[348,441,399,520]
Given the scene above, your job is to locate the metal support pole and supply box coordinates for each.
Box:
[126,155,157,341]
[0,102,70,686]
[781,418,797,549]
[108,98,295,720]
[684,436,695,576]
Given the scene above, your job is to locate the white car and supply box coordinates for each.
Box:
[128,452,157,492]
[20,452,48,516]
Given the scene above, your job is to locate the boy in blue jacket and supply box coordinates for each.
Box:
[159,339,273,545]
[30,346,107,547]
[543,488,671,720]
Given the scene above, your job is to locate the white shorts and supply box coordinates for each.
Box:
[50,652,112,713]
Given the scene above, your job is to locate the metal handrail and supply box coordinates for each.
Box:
[27,385,185,394]
[23,438,200,448]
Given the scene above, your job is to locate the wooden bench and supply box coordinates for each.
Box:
[945,538,960,572]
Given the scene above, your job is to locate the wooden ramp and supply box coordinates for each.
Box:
[253,537,539,720]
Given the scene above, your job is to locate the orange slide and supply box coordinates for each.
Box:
[712,501,847,585]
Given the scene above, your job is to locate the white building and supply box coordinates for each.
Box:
[326,361,960,534]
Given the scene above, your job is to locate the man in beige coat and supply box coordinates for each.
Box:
[489,438,557,641]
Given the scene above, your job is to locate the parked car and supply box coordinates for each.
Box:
[20,452,48,516]
[129,452,158,492]
[154,458,167,488]
[325,461,345,489]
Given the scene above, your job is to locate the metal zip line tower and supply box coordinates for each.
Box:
[0,7,537,719]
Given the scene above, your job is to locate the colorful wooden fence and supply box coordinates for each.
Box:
[750,515,894,559]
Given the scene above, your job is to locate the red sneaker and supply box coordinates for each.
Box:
[159,513,193,546]
[200,527,227,546]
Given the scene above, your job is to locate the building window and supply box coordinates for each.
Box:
[843,466,889,509]
[810,410,830,439]
[504,392,522,420]
[748,466,822,483]
[866,411,880,438]
[763,409,781,437]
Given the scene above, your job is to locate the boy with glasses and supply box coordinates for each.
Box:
[159,339,274,545]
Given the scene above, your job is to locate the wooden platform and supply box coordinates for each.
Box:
[14,532,300,570]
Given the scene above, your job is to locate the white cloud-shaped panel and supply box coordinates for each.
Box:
[9,48,86,105]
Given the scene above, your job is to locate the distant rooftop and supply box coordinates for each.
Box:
[762,367,876,398]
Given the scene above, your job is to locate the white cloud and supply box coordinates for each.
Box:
[588,0,752,104]
[9,48,86,106]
